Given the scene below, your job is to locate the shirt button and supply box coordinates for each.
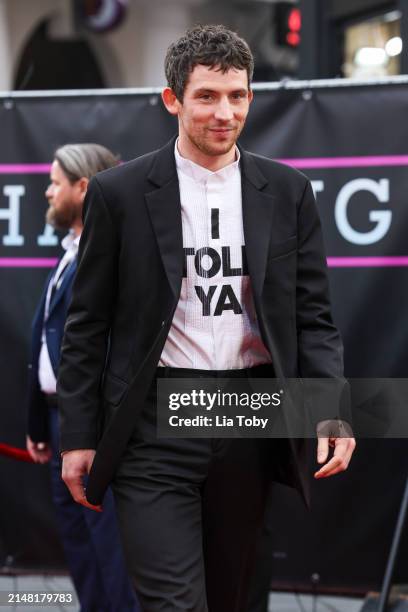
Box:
[161,320,165,327]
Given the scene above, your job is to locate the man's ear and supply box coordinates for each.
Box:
[162,87,181,116]
[248,88,254,104]
[77,177,89,203]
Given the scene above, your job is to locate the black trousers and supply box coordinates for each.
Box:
[112,366,274,612]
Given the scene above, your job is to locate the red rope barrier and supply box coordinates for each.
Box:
[0,443,34,463]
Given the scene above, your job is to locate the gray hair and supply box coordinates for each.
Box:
[54,143,119,183]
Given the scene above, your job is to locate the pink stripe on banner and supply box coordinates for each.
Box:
[0,164,51,174]
[0,258,58,268]
[328,257,408,267]
[278,155,408,169]
[1,157,408,172]
[2,257,407,269]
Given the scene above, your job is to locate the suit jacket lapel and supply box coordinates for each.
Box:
[48,259,77,315]
[240,151,287,382]
[145,137,183,299]
[144,139,277,302]
[240,150,276,299]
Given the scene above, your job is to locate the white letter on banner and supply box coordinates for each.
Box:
[1,185,25,245]
[37,224,58,246]
[311,180,325,198]
[335,178,391,245]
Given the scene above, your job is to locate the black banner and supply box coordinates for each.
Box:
[1,82,408,590]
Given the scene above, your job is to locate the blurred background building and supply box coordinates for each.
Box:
[0,0,406,92]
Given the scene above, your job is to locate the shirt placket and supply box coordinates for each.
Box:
[206,175,224,369]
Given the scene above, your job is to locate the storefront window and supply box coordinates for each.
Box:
[343,10,402,78]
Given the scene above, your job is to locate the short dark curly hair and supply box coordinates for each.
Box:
[164,24,254,102]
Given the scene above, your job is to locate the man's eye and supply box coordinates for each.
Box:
[231,92,245,100]
[199,94,213,101]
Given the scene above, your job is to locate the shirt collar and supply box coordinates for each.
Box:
[174,138,240,184]
[61,230,81,253]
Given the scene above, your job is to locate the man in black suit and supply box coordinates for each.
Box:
[26,143,139,612]
[58,26,355,611]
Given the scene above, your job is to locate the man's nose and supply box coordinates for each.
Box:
[45,185,52,199]
[214,98,234,121]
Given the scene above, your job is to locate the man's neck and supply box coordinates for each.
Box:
[177,135,237,172]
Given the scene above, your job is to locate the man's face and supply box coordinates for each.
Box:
[45,160,82,230]
[172,64,253,159]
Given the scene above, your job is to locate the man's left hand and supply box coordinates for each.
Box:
[314,420,356,479]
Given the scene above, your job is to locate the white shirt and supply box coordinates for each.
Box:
[38,232,80,394]
[159,142,271,370]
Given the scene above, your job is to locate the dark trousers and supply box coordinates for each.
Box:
[49,405,140,612]
[112,367,274,612]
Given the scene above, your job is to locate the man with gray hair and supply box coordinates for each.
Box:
[26,143,139,612]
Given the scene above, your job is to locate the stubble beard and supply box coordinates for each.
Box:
[183,117,245,158]
[197,139,234,157]
[196,126,242,157]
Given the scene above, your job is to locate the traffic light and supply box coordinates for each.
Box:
[275,3,301,48]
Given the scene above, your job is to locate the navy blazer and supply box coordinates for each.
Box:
[27,258,77,442]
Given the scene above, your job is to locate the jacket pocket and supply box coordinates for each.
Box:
[268,235,297,260]
[103,371,129,407]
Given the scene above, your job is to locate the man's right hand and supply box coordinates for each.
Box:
[26,435,52,464]
[61,449,102,512]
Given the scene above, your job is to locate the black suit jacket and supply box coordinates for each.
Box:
[57,137,344,506]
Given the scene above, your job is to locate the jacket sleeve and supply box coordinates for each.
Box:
[57,177,118,452]
[296,179,344,378]
[27,365,49,443]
